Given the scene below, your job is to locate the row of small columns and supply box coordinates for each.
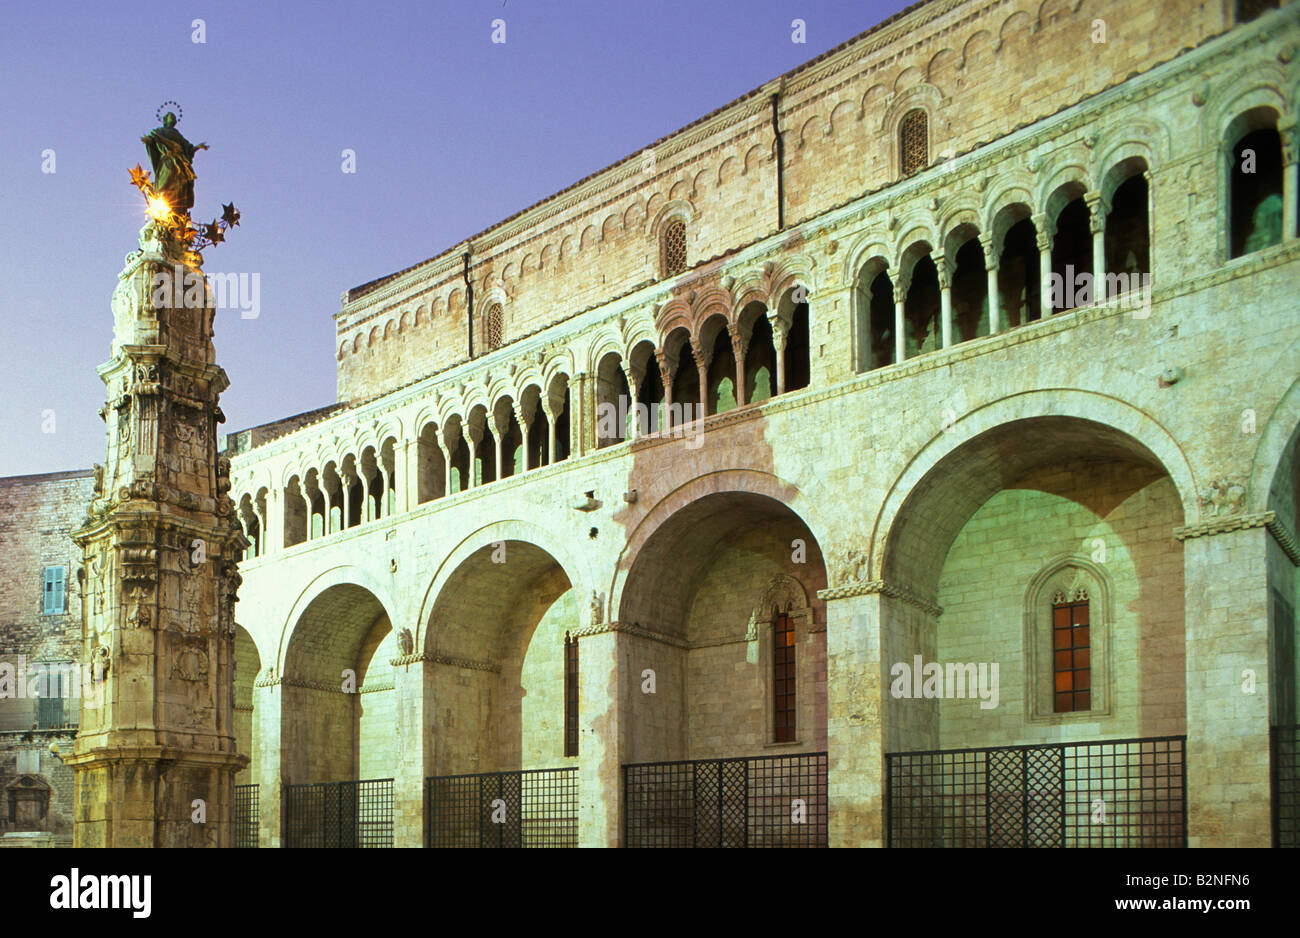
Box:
[887,183,1148,364]
[627,310,791,432]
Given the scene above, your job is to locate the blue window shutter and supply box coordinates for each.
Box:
[42,566,66,614]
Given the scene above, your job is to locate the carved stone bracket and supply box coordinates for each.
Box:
[571,620,690,649]
[387,651,501,673]
[817,579,943,617]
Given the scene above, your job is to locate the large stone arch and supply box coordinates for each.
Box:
[418,521,587,774]
[870,390,1199,591]
[279,572,397,785]
[1251,376,1300,516]
[613,472,830,764]
[610,468,831,618]
[275,564,400,675]
[417,519,590,653]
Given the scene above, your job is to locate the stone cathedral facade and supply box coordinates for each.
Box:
[2,0,1299,848]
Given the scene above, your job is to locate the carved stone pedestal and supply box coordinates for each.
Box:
[68,222,247,847]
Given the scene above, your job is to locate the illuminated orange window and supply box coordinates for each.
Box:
[564,631,579,757]
[1052,590,1090,713]
[773,612,796,742]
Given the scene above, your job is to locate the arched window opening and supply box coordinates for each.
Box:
[864,270,895,370]
[417,424,446,503]
[496,401,523,478]
[662,218,687,277]
[1104,173,1150,288]
[671,343,700,427]
[783,300,810,392]
[553,385,571,462]
[447,430,470,493]
[1230,127,1283,258]
[900,109,928,176]
[474,424,496,486]
[1052,588,1091,713]
[343,457,363,527]
[1049,198,1094,312]
[596,353,631,447]
[283,477,306,547]
[773,611,796,742]
[380,440,398,516]
[485,303,504,351]
[745,314,777,404]
[904,255,941,358]
[305,470,326,539]
[633,343,666,435]
[324,464,346,534]
[999,217,1041,328]
[706,326,737,415]
[951,238,988,342]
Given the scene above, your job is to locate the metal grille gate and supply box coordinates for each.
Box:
[623,752,828,847]
[425,768,578,847]
[1273,724,1299,848]
[886,735,1186,847]
[233,783,259,848]
[283,779,393,848]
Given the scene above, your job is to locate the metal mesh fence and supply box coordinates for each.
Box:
[1273,724,1299,848]
[283,778,393,848]
[233,783,259,848]
[425,768,578,848]
[624,752,828,848]
[886,735,1186,847]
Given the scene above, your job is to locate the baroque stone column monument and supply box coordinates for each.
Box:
[67,110,247,847]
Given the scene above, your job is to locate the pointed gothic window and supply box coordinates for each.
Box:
[1052,588,1091,712]
[773,611,796,742]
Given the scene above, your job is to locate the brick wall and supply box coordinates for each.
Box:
[0,469,92,840]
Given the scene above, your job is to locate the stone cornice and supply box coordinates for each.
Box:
[817,579,943,617]
[573,621,690,649]
[389,652,501,673]
[1174,511,1300,567]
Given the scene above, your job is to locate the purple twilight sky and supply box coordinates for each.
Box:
[0,0,913,479]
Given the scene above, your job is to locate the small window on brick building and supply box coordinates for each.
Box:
[486,303,504,351]
[42,566,66,615]
[900,109,928,176]
[1052,589,1091,713]
[662,219,687,277]
[564,632,579,757]
[773,611,796,742]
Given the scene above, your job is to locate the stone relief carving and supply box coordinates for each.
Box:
[836,548,868,586]
[1199,478,1245,517]
[397,628,413,656]
[171,646,209,682]
[91,645,111,684]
